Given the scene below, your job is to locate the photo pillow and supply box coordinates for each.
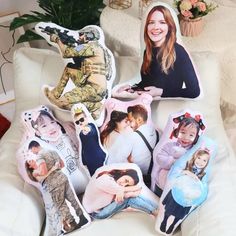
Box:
[20,105,89,194]
[71,103,108,177]
[151,109,206,197]
[100,94,159,186]
[112,1,202,101]
[155,136,217,235]
[82,163,159,220]
[17,137,91,235]
[35,22,116,126]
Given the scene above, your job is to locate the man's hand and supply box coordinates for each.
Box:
[50,34,60,43]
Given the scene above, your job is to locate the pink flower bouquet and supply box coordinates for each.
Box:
[174,0,217,19]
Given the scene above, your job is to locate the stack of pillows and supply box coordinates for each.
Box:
[16,2,217,236]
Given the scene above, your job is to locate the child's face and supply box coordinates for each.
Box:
[75,113,88,129]
[177,124,197,148]
[194,154,209,169]
[36,116,61,141]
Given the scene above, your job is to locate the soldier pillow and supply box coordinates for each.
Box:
[111,1,202,101]
[17,137,91,236]
[20,105,89,194]
[100,93,159,187]
[82,163,159,220]
[35,22,116,126]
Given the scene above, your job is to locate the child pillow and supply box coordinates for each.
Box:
[20,105,89,194]
[151,109,206,197]
[35,22,116,126]
[111,1,202,101]
[100,94,159,186]
[71,103,108,176]
[155,135,217,235]
[17,137,91,235]
[82,163,159,219]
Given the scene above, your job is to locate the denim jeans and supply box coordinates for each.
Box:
[91,195,158,219]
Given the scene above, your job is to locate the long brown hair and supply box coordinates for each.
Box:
[96,168,139,185]
[141,5,177,75]
[100,110,128,145]
[184,149,210,180]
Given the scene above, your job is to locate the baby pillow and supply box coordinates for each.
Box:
[71,103,108,177]
[151,109,206,197]
[82,163,159,220]
[100,94,159,186]
[111,1,202,101]
[20,105,89,194]
[155,135,217,235]
[17,138,90,235]
[35,22,116,126]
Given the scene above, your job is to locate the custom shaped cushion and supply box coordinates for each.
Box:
[17,137,91,235]
[2,40,236,236]
[71,103,107,176]
[35,22,116,126]
[151,109,206,197]
[100,94,159,186]
[19,105,89,194]
[82,163,159,219]
[155,135,217,235]
[111,1,202,101]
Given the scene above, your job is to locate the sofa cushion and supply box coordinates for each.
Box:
[2,47,235,236]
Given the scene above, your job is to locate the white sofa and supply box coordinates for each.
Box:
[0,46,236,236]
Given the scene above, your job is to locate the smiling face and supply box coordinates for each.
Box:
[177,124,198,148]
[194,153,209,169]
[36,115,62,141]
[147,10,169,47]
[116,175,135,187]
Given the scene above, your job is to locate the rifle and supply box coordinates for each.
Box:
[39,26,77,47]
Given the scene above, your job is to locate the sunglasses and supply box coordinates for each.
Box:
[75,117,85,125]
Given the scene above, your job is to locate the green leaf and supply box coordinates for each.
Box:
[10,14,43,30]
[17,30,44,43]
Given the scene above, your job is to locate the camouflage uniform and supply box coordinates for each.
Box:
[46,41,108,119]
[38,149,83,224]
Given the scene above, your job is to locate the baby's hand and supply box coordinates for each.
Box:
[172,146,186,158]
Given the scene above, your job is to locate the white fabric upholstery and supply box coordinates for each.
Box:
[0,47,236,236]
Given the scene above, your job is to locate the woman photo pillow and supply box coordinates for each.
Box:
[71,103,108,177]
[155,136,217,235]
[21,105,89,194]
[100,94,159,186]
[151,109,206,197]
[35,22,116,126]
[17,137,91,235]
[112,1,202,101]
[82,163,159,220]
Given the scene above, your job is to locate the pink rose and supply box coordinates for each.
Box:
[196,2,207,12]
[190,0,198,5]
[181,10,193,18]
